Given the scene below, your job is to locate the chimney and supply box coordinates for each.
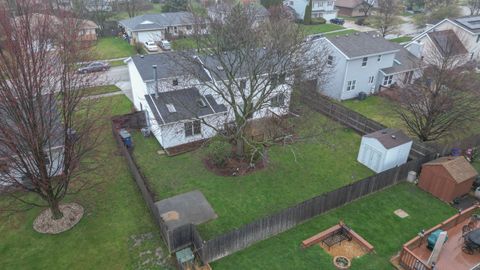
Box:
[152,65,159,99]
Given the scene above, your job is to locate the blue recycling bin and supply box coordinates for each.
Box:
[119,129,133,148]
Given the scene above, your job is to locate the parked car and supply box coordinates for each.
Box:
[160,40,171,51]
[77,61,110,73]
[144,41,159,52]
[330,18,345,25]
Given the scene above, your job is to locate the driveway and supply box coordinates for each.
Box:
[91,65,133,102]
[343,20,376,32]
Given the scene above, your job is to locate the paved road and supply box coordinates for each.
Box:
[90,65,133,102]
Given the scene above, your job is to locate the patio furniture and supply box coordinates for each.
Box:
[322,227,352,249]
[463,229,480,255]
[427,229,448,250]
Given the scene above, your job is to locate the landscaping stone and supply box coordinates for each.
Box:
[394,209,410,218]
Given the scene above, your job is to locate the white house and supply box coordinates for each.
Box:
[125,52,292,153]
[119,12,207,44]
[406,15,480,63]
[314,31,420,100]
[284,0,337,21]
[357,128,412,173]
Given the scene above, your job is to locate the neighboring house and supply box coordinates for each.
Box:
[283,0,337,21]
[315,31,420,100]
[207,3,270,27]
[406,15,480,63]
[119,12,207,44]
[125,52,292,152]
[0,97,64,187]
[335,0,374,17]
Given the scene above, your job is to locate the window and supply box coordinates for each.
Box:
[173,79,178,86]
[346,80,356,91]
[382,75,393,86]
[185,120,201,137]
[240,79,246,90]
[270,93,285,107]
[327,55,334,66]
[368,76,375,84]
[44,153,51,165]
[270,74,278,87]
[362,57,368,67]
[377,55,381,62]
[327,1,333,5]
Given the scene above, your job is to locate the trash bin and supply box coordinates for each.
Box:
[119,129,133,148]
[451,148,461,156]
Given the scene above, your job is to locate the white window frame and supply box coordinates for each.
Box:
[362,57,368,67]
[185,120,201,137]
[368,76,375,84]
[382,75,393,86]
[346,80,356,91]
[327,55,334,66]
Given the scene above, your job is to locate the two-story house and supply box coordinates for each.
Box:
[405,15,480,64]
[315,31,420,100]
[284,0,337,21]
[125,52,292,153]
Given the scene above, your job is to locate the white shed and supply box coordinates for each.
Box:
[357,128,412,173]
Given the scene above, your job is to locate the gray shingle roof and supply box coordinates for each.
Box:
[119,12,195,31]
[145,88,227,125]
[364,128,411,149]
[130,52,210,82]
[326,31,400,59]
[382,47,421,75]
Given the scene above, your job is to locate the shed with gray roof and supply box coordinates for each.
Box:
[357,128,412,173]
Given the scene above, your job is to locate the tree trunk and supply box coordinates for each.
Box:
[236,137,245,158]
[50,201,64,220]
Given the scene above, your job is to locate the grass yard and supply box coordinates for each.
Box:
[301,23,346,35]
[109,59,127,67]
[342,96,405,130]
[90,37,137,60]
[323,29,358,38]
[82,85,121,96]
[132,107,374,239]
[389,36,413,43]
[0,95,171,270]
[112,3,164,20]
[172,37,203,51]
[211,183,456,270]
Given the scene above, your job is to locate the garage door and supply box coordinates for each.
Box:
[137,31,163,43]
[361,145,382,172]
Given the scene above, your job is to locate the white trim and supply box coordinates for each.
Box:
[323,38,350,59]
[147,94,166,125]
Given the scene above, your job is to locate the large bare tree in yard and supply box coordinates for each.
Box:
[0,0,101,230]
[467,0,480,15]
[368,0,402,37]
[171,5,331,160]
[395,41,480,142]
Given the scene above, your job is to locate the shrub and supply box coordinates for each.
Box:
[205,138,231,167]
[311,17,326,25]
[355,18,366,25]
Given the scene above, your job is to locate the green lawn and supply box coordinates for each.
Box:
[301,23,346,35]
[112,3,164,20]
[0,95,172,270]
[82,85,121,96]
[90,37,137,60]
[132,107,374,239]
[389,36,413,43]
[342,96,405,131]
[109,59,127,67]
[323,29,358,38]
[211,183,456,270]
[172,37,203,51]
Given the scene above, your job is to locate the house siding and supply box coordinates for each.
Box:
[284,0,337,21]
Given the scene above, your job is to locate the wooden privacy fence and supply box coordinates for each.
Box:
[299,89,434,160]
[427,133,480,157]
[191,155,434,263]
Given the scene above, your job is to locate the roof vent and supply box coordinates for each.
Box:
[216,65,224,71]
[197,98,207,107]
[140,55,144,58]
[391,135,396,139]
[166,104,176,113]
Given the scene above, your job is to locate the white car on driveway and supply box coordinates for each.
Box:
[144,41,159,52]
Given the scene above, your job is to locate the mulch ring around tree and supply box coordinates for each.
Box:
[204,155,268,177]
[33,202,84,234]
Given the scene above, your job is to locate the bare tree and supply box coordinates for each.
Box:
[467,0,480,15]
[359,0,374,17]
[395,39,480,142]
[168,5,331,159]
[0,0,102,221]
[368,0,402,37]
